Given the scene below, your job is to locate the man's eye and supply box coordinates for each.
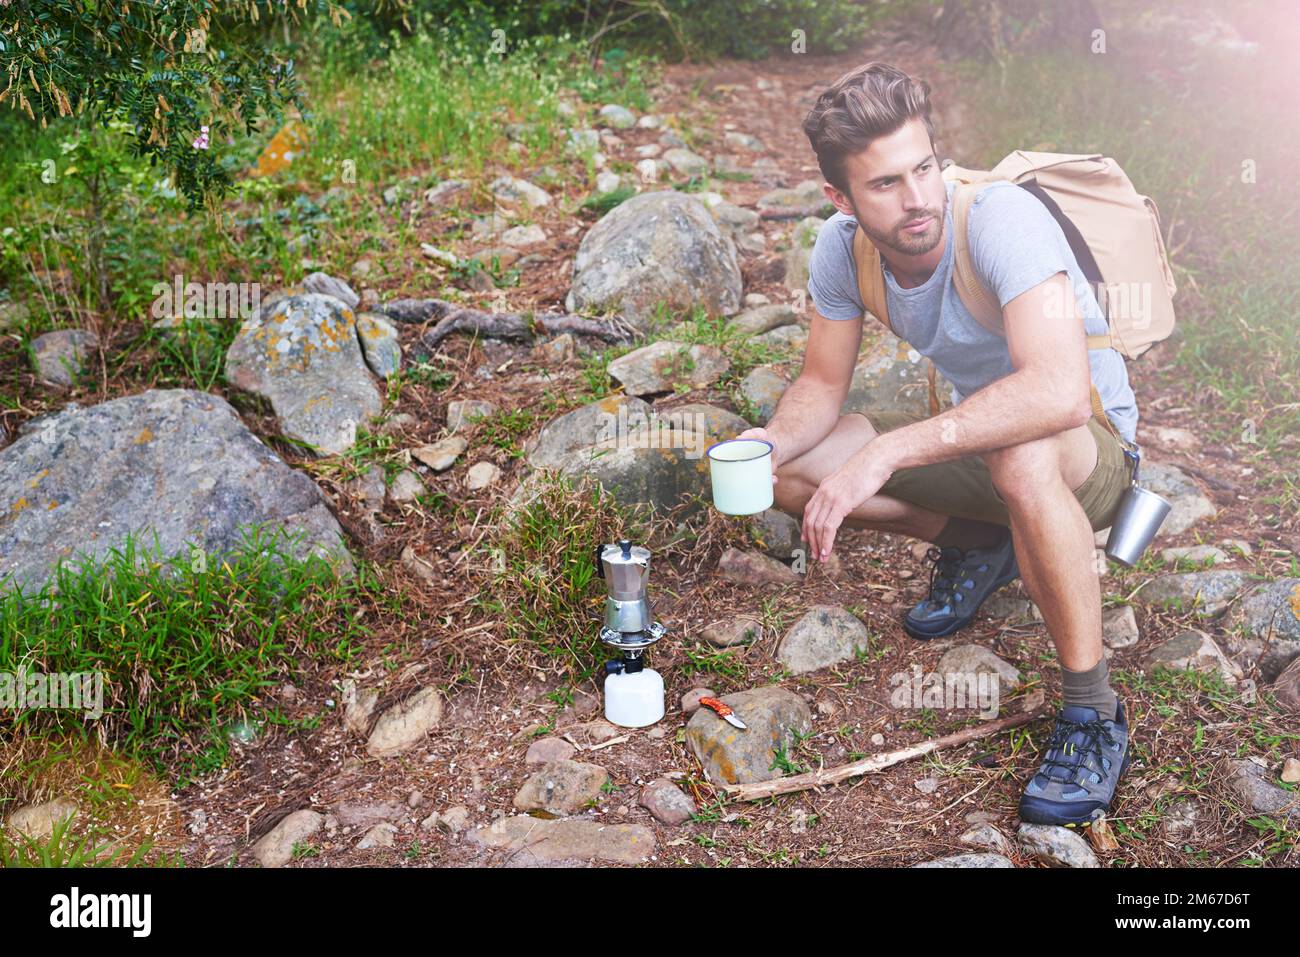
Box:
[877,181,893,190]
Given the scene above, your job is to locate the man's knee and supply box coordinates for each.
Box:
[981,435,1060,503]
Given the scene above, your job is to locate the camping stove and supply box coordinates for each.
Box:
[595,539,666,728]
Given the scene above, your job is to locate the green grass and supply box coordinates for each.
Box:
[0,524,376,786]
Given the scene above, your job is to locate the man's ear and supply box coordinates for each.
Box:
[823,183,855,218]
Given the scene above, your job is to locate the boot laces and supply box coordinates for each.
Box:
[1040,715,1118,783]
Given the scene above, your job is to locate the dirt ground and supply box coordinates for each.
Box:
[5,11,1297,868]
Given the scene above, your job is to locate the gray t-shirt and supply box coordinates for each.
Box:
[807,177,1138,444]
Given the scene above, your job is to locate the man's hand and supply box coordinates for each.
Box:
[801,447,893,562]
[734,427,780,486]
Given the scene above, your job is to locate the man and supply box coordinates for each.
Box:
[737,62,1136,826]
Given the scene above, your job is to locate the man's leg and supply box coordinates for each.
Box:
[980,423,1105,675]
[772,413,950,541]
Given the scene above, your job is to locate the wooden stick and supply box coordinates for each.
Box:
[722,704,1050,802]
[378,298,637,352]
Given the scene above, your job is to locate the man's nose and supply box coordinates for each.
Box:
[902,177,926,211]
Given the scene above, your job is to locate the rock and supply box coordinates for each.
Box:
[606,341,730,397]
[724,131,766,152]
[1162,798,1199,839]
[701,615,764,647]
[1139,570,1249,617]
[914,853,1015,868]
[251,810,323,868]
[531,334,577,364]
[1161,544,1230,565]
[512,759,610,816]
[681,688,714,714]
[752,324,808,352]
[777,605,873,675]
[1142,629,1242,684]
[358,822,397,849]
[711,201,761,236]
[301,272,360,310]
[400,545,438,587]
[982,595,1036,621]
[662,147,709,176]
[743,293,771,308]
[1101,605,1141,649]
[598,104,636,128]
[524,395,648,469]
[936,644,1022,695]
[654,402,750,444]
[595,170,622,193]
[0,389,352,596]
[1143,425,1201,453]
[500,224,547,247]
[446,399,498,433]
[1227,759,1300,822]
[517,425,713,515]
[345,464,386,513]
[411,436,468,472]
[959,823,1015,856]
[748,508,803,559]
[566,191,742,331]
[424,179,470,207]
[843,333,951,416]
[1270,655,1300,712]
[1281,758,1300,784]
[332,800,405,828]
[1220,538,1254,557]
[565,128,601,156]
[1016,823,1100,868]
[525,737,576,765]
[685,685,813,785]
[759,180,827,215]
[783,217,825,294]
[914,776,940,794]
[1141,461,1216,536]
[0,300,30,331]
[718,547,798,585]
[355,312,401,379]
[437,805,471,834]
[30,328,98,386]
[341,679,379,736]
[639,779,697,825]
[382,185,403,206]
[388,469,425,504]
[465,462,500,490]
[558,719,619,746]
[366,687,444,757]
[225,293,382,456]
[738,365,789,422]
[468,816,654,865]
[6,797,78,840]
[489,175,551,208]
[1222,579,1300,680]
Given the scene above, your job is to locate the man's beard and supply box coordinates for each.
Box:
[852,191,947,257]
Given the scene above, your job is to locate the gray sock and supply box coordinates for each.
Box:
[1061,655,1118,722]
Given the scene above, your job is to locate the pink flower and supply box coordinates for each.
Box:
[192,125,210,150]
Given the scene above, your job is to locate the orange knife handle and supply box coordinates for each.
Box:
[699,696,733,717]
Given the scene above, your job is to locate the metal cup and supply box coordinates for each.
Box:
[1104,484,1172,567]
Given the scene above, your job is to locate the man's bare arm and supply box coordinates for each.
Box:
[756,307,863,463]
[866,271,1094,472]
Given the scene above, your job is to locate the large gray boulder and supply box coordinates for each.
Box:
[685,685,813,786]
[843,333,952,416]
[225,292,383,456]
[0,389,352,595]
[565,191,742,330]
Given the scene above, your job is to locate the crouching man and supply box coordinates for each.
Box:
[737,62,1137,827]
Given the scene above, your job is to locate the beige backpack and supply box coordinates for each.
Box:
[851,151,1177,444]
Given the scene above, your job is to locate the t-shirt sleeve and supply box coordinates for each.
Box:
[967,184,1075,309]
[806,219,866,321]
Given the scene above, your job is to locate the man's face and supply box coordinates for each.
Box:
[826,117,946,257]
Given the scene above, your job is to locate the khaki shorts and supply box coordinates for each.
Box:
[851,409,1132,532]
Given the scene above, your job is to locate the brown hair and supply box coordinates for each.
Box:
[802,62,938,198]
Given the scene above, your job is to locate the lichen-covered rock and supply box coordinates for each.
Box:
[566,191,742,330]
[225,293,382,455]
[685,685,813,785]
[0,389,352,596]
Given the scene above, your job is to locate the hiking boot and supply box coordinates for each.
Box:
[1019,698,1132,827]
[902,529,1020,640]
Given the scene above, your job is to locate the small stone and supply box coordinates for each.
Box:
[525,737,577,765]
[959,824,1014,856]
[252,810,323,868]
[366,687,444,757]
[681,688,714,714]
[639,778,697,825]
[1016,822,1099,868]
[388,469,425,504]
[6,797,78,840]
[1281,758,1300,784]
[1101,605,1141,649]
[717,547,798,584]
[411,436,468,471]
[446,399,498,432]
[465,461,501,490]
[513,759,610,816]
[914,853,1014,868]
[914,777,940,795]
[1160,544,1230,565]
[701,615,764,647]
